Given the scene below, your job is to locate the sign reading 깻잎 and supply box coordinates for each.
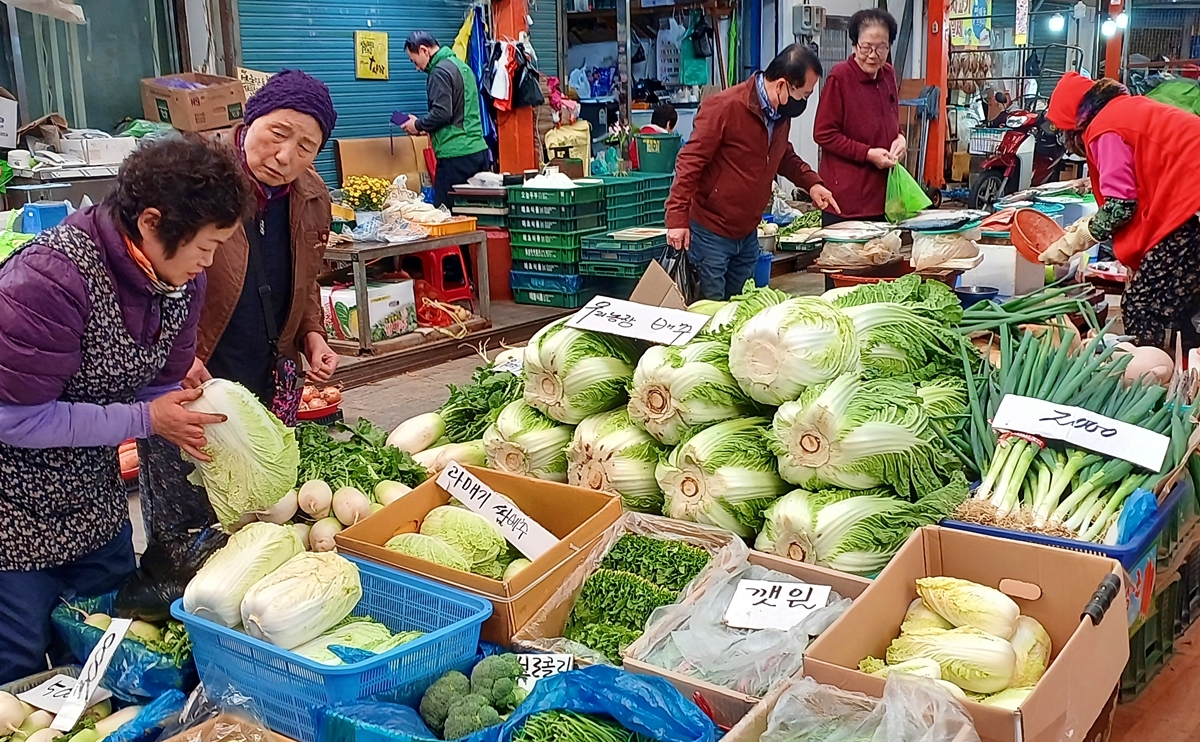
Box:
[436,461,559,560]
[991,394,1170,472]
[566,296,710,346]
[723,580,832,631]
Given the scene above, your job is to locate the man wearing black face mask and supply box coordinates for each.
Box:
[665,44,839,300]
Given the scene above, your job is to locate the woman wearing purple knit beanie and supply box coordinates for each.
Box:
[137,69,340,553]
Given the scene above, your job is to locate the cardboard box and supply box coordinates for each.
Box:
[622,550,873,730]
[321,280,417,342]
[140,73,246,132]
[335,466,623,644]
[803,526,1128,742]
[60,136,137,166]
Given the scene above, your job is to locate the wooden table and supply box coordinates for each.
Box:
[323,230,490,354]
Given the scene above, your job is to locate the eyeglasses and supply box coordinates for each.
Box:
[856,42,891,57]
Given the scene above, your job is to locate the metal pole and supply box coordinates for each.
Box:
[616,0,632,129]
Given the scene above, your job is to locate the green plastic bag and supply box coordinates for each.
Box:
[680,11,710,87]
[885,165,932,223]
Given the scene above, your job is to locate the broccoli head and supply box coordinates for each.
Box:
[469,653,525,712]
[419,670,471,735]
[443,694,501,740]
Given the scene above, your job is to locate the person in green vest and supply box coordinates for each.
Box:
[403,31,491,207]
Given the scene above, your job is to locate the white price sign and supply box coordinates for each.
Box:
[437,461,559,560]
[17,675,110,714]
[493,355,523,375]
[723,580,832,631]
[991,394,1170,472]
[517,653,574,691]
[52,619,130,731]
[566,296,710,346]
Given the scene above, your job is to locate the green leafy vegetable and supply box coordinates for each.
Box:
[420,506,506,570]
[599,535,710,592]
[483,400,574,482]
[384,533,472,571]
[297,418,428,492]
[438,363,525,443]
[512,710,654,742]
[562,623,644,665]
[567,569,676,634]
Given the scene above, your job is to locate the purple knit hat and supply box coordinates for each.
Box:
[244,69,338,147]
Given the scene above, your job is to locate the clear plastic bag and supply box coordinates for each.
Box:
[511,513,749,664]
[627,563,851,697]
[818,231,902,268]
[911,228,983,271]
[762,674,980,742]
[152,680,274,742]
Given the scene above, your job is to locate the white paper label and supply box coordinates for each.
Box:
[566,296,710,346]
[18,675,111,714]
[723,580,832,631]
[52,619,130,731]
[991,394,1170,472]
[493,356,523,375]
[437,462,559,560]
[517,653,574,691]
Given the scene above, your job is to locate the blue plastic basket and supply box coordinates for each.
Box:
[754,250,773,287]
[171,556,492,742]
[509,270,584,293]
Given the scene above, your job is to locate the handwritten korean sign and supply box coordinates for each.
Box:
[18,675,110,714]
[494,355,523,375]
[991,394,1170,472]
[436,462,559,560]
[52,619,131,730]
[723,580,832,631]
[566,296,710,346]
[517,653,574,691]
[236,67,272,98]
[355,31,389,80]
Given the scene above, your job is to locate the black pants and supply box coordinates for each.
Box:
[433,150,492,208]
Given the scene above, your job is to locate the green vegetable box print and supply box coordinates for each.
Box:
[322,281,418,342]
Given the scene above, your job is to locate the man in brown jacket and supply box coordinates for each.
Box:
[666,44,840,300]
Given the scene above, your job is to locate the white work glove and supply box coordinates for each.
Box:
[1039,216,1099,265]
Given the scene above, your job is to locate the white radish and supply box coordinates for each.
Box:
[374,480,412,505]
[258,489,298,524]
[386,412,446,453]
[414,441,486,474]
[26,729,58,742]
[309,517,343,552]
[369,503,385,515]
[412,446,444,471]
[19,710,53,736]
[298,480,334,519]
[94,706,142,738]
[493,347,523,365]
[0,692,24,734]
[291,522,312,550]
[332,487,372,526]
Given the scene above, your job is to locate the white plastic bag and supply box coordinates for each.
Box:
[568,67,592,99]
[819,231,902,267]
[911,228,983,271]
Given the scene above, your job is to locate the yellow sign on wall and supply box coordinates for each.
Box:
[237,67,273,98]
[355,31,389,80]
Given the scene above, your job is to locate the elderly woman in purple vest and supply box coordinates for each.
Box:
[0,138,254,681]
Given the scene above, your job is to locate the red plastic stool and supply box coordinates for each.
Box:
[414,245,475,310]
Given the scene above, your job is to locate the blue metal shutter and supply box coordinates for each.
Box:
[527,0,560,79]
[239,0,474,186]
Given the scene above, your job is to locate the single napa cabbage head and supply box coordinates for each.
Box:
[385,532,472,571]
[240,552,362,650]
[183,379,300,530]
[419,506,506,567]
[901,597,954,634]
[523,319,636,424]
[483,400,573,482]
[292,618,395,665]
[886,626,1016,694]
[915,576,1020,639]
[1010,616,1051,687]
[567,408,669,513]
[866,657,943,681]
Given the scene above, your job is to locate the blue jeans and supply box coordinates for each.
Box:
[689,221,760,300]
[0,523,135,682]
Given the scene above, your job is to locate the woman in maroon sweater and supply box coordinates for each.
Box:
[814,9,906,225]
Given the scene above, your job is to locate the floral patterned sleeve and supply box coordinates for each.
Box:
[1089,198,1137,242]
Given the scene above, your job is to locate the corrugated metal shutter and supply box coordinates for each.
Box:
[527,0,560,78]
[239,0,473,185]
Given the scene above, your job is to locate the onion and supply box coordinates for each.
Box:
[322,387,343,404]
[302,387,315,403]
[332,486,372,526]
[374,480,412,506]
[298,480,334,519]
[291,522,312,550]
[308,397,328,410]
[309,517,343,552]
[1116,342,1173,386]
[258,489,298,524]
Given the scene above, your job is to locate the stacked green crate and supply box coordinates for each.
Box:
[597,176,644,230]
[636,172,673,226]
[507,182,607,307]
[579,227,669,298]
[451,190,508,228]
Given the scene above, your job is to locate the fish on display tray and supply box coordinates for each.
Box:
[897,210,988,232]
[779,227,823,244]
[996,178,1090,206]
[811,222,891,242]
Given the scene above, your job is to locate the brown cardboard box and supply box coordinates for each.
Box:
[622,550,873,730]
[952,151,972,183]
[334,136,431,191]
[803,526,1128,742]
[140,73,246,132]
[335,466,622,645]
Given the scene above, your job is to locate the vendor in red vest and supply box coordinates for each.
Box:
[1042,72,1200,349]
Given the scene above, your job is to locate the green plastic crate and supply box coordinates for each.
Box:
[513,287,599,308]
[589,276,640,300]
[513,259,578,275]
[508,200,605,218]
[509,212,607,234]
[508,181,604,205]
[509,244,581,263]
[583,228,669,253]
[598,176,643,194]
[1121,579,1180,702]
[511,229,606,250]
[608,215,642,231]
[608,203,641,222]
[579,261,651,278]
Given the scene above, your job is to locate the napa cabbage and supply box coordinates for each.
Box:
[483,400,573,481]
[523,319,636,424]
[182,522,304,627]
[385,533,472,571]
[293,618,395,665]
[696,283,790,340]
[626,340,758,445]
[240,552,362,650]
[901,598,954,634]
[656,417,790,538]
[567,409,670,512]
[728,297,860,405]
[420,506,506,569]
[769,374,957,497]
[754,473,968,577]
[885,626,1016,694]
[1010,616,1051,686]
[915,576,1021,640]
[183,379,300,530]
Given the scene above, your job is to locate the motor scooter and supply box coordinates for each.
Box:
[969,93,1067,209]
